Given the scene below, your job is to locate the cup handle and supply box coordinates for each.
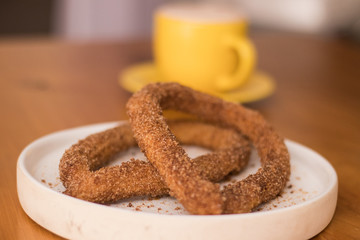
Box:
[216,35,256,91]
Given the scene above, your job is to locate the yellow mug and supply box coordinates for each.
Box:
[154,3,256,94]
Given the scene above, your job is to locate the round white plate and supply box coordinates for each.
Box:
[17,122,338,240]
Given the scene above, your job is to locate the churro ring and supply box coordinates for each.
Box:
[59,120,251,203]
[126,83,290,215]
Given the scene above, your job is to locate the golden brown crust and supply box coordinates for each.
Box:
[59,120,251,203]
[126,83,290,214]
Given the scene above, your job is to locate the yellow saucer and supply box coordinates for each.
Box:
[119,62,275,103]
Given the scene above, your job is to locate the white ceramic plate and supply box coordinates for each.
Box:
[17,122,338,240]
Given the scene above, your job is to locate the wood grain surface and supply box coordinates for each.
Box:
[0,32,359,239]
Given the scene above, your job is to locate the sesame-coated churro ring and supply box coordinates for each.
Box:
[126,83,290,215]
[59,120,251,203]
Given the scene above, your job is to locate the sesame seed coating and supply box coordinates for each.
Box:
[59,120,251,203]
[126,83,290,215]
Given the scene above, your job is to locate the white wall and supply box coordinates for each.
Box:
[54,0,172,40]
[53,0,360,40]
[234,0,360,33]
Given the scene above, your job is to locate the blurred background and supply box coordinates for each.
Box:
[1,0,360,41]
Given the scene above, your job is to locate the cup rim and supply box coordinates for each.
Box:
[155,3,247,24]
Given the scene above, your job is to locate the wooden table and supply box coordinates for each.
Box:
[0,32,359,239]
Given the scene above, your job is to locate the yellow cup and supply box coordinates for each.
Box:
[154,3,256,94]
